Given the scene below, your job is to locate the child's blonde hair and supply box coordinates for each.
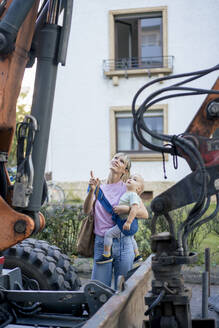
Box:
[137,174,145,195]
[128,173,144,195]
[115,152,131,182]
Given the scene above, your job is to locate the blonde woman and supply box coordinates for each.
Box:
[83,153,148,289]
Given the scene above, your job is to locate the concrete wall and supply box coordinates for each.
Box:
[46,0,219,198]
[59,180,174,202]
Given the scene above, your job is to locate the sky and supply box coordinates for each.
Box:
[21,65,36,106]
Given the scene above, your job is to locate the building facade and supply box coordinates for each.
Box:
[46,0,219,200]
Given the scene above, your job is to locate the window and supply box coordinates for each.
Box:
[115,12,163,68]
[110,105,168,161]
[104,7,172,81]
[116,111,163,152]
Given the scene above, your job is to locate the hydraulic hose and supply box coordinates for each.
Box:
[132,64,219,154]
[0,162,7,201]
[144,289,166,316]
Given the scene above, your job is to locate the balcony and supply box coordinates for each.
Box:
[103,56,174,84]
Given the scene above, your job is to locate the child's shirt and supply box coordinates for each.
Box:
[119,191,141,219]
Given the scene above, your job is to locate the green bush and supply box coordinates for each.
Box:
[37,202,214,263]
[210,211,219,235]
[135,219,151,258]
[37,204,85,256]
[135,204,213,260]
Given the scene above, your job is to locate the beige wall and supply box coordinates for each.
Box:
[58,181,174,202]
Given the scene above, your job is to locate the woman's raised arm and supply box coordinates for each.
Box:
[83,170,99,214]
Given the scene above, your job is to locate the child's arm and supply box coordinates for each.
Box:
[123,203,139,230]
[114,201,148,219]
[113,205,130,215]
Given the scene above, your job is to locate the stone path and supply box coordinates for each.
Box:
[188,283,219,320]
[182,265,219,285]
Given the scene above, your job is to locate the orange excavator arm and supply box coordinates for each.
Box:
[186,77,219,137]
[0,0,73,251]
[132,64,219,216]
[0,0,39,153]
[141,73,219,326]
[0,0,40,250]
[182,77,219,169]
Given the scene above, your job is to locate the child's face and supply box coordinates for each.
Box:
[126,174,143,194]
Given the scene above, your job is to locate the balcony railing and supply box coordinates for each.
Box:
[103,56,174,73]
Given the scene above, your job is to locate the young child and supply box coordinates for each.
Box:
[96,173,145,267]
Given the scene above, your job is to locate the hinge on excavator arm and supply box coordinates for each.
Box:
[207,100,219,119]
[0,0,73,250]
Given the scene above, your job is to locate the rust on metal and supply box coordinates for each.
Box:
[0,196,34,251]
[186,77,219,137]
[38,212,46,232]
[0,0,40,153]
[0,2,41,250]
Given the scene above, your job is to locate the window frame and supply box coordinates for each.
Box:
[110,104,168,161]
[107,7,170,81]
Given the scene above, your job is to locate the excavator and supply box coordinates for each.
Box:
[0,0,218,327]
[132,66,219,328]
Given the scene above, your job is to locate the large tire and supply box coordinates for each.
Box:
[1,238,81,291]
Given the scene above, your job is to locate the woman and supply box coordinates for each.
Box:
[83,153,148,289]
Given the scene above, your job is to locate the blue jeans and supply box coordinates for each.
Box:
[91,234,135,289]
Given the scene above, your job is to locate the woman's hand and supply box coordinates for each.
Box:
[113,205,130,215]
[89,170,100,191]
[135,201,148,219]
